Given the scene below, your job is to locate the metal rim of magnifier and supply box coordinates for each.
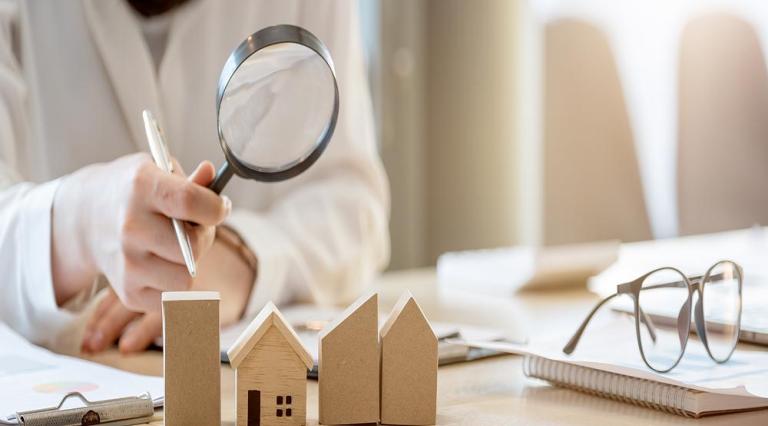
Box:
[211,24,339,192]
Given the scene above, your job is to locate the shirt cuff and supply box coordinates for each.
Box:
[18,179,76,347]
[224,209,297,318]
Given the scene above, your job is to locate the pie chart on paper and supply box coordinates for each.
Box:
[33,381,99,394]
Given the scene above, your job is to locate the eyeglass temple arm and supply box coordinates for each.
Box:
[563,289,659,355]
[562,293,619,355]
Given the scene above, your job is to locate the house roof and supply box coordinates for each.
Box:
[380,291,436,339]
[318,292,377,340]
[226,302,314,369]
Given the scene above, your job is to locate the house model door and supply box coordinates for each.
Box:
[248,390,261,426]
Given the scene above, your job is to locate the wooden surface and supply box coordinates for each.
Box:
[87,268,768,425]
[318,293,379,424]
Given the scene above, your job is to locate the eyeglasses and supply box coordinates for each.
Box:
[563,260,743,373]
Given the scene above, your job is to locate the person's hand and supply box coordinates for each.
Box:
[52,153,231,312]
[83,289,161,353]
[82,230,256,353]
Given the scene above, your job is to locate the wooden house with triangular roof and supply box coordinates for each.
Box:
[380,291,438,425]
[227,302,313,426]
[318,293,380,424]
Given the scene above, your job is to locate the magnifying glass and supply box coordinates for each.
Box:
[209,24,340,194]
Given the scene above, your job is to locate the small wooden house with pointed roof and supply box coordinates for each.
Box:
[227,302,313,426]
[380,291,438,425]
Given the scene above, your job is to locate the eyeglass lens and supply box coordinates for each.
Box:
[701,261,741,361]
[637,268,690,372]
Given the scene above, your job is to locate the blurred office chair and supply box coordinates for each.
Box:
[543,19,652,245]
[678,14,768,235]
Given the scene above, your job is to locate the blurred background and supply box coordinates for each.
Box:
[357,0,768,270]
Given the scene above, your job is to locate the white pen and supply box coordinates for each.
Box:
[142,110,197,277]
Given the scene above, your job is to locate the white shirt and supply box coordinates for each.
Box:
[0,0,390,349]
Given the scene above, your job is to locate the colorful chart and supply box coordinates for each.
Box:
[34,381,99,394]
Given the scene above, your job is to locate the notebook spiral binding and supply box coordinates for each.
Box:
[522,355,695,418]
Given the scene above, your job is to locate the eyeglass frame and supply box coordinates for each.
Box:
[562,260,743,373]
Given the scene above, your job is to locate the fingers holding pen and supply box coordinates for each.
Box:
[145,161,231,226]
[72,154,231,315]
[149,175,230,225]
[124,212,215,263]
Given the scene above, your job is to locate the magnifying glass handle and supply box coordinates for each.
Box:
[209,161,234,194]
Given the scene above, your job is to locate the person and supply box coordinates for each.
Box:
[0,0,389,353]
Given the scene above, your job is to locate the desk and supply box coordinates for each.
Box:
[84,268,768,425]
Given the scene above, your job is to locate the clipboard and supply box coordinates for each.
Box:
[1,392,158,426]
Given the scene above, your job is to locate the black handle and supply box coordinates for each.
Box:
[209,161,234,194]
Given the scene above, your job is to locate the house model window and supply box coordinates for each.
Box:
[276,395,293,417]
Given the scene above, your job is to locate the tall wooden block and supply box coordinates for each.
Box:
[380,292,438,425]
[162,291,221,425]
[319,293,379,424]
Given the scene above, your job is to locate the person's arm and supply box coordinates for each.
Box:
[50,155,230,312]
[0,180,70,347]
[0,155,229,346]
[226,0,389,314]
[0,0,69,347]
[0,2,230,347]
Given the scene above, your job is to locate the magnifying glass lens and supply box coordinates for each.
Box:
[218,42,336,172]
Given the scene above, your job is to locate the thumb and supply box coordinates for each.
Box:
[188,161,216,187]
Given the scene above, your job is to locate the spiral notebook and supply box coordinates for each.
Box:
[521,354,767,417]
[458,320,768,418]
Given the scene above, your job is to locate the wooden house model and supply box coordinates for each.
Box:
[227,302,313,426]
[318,293,380,424]
[380,291,438,425]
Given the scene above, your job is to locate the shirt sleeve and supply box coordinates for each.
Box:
[227,0,390,316]
[0,180,78,347]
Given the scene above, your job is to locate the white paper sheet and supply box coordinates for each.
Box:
[0,323,163,420]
